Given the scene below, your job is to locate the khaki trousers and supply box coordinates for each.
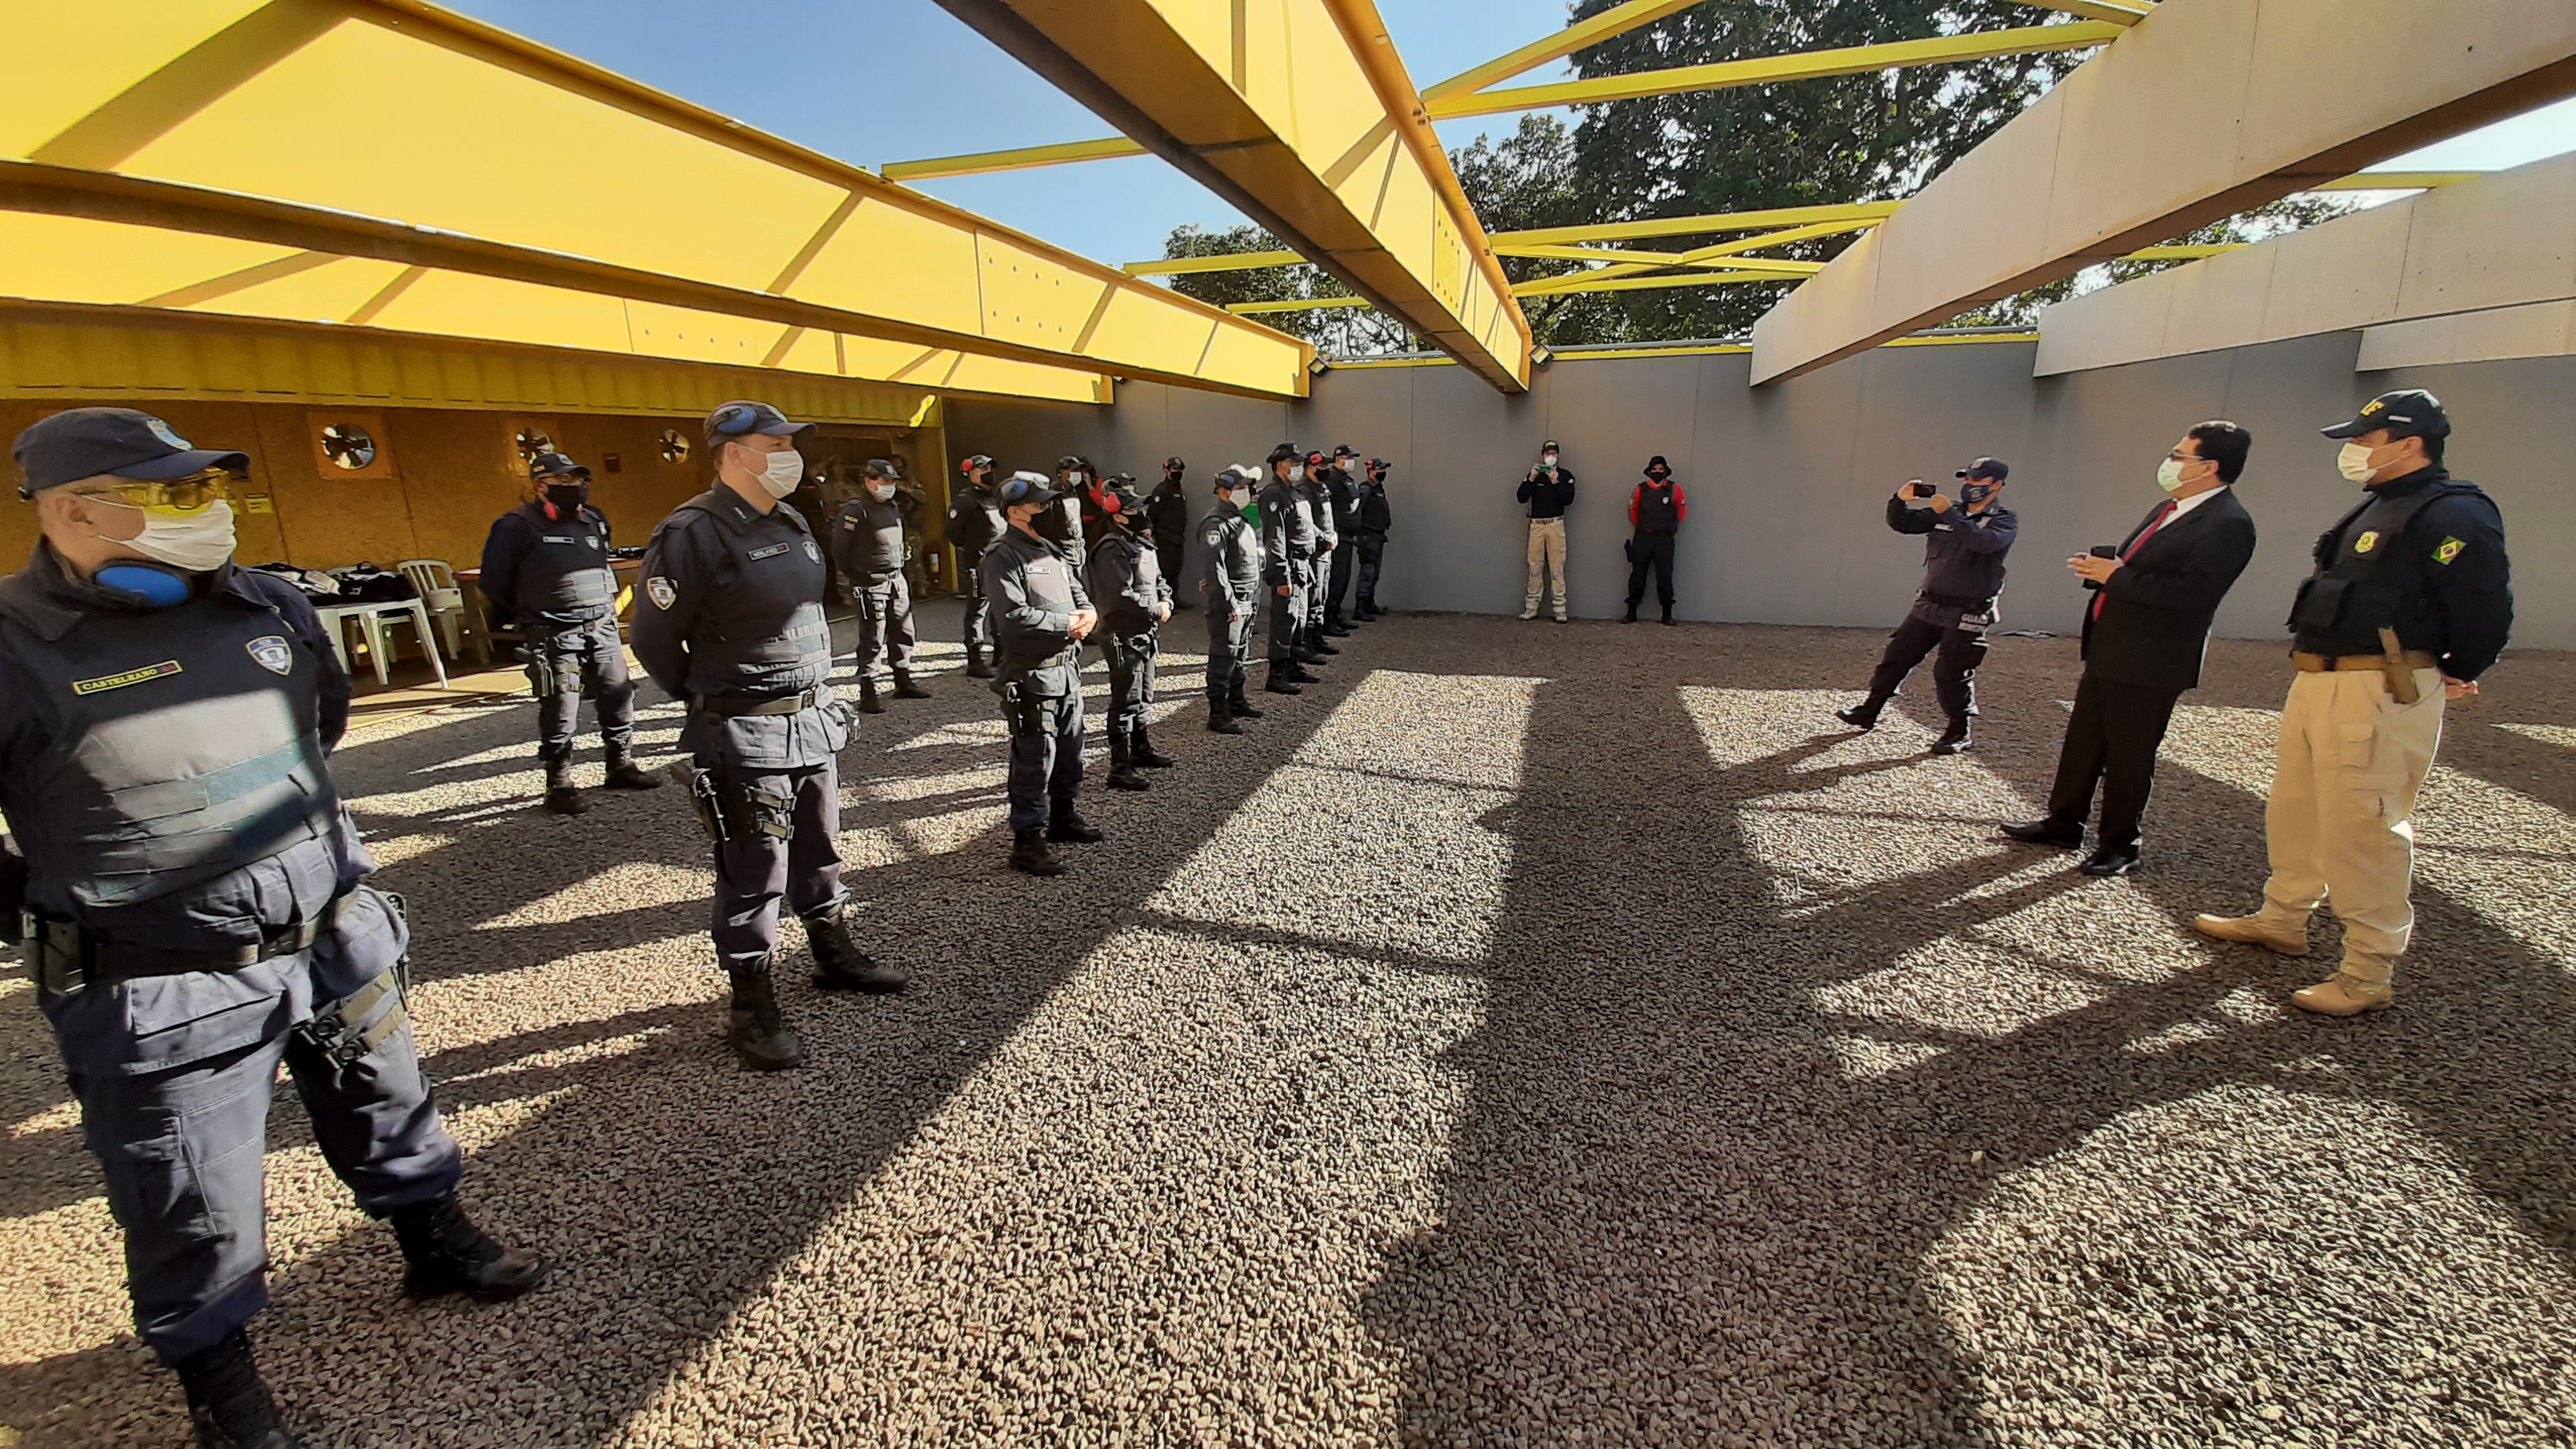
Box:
[1524,517,1568,619]
[2254,667,2445,985]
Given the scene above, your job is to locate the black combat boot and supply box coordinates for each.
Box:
[1354,598,1379,621]
[1226,683,1265,721]
[176,1329,299,1449]
[1324,609,1354,637]
[1930,716,1973,755]
[388,1191,549,1301]
[1046,801,1106,844]
[803,903,908,993]
[1011,827,1065,876]
[1661,606,1676,626]
[1281,659,1321,684]
[1307,627,1341,656]
[1132,724,1176,768]
[965,648,997,680]
[892,669,932,700]
[859,677,887,714]
[1106,729,1149,791]
[542,757,590,815]
[602,743,660,791]
[1835,694,1890,731]
[1208,700,1244,735]
[722,960,805,1070]
[1264,666,1305,696]
[1623,603,1638,623]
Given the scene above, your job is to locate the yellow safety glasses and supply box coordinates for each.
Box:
[76,469,234,515]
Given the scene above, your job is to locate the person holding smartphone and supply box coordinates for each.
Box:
[1517,439,1576,621]
[1835,459,2017,754]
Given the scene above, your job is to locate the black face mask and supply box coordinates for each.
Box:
[544,482,589,511]
[1033,502,1077,542]
[1646,471,1669,482]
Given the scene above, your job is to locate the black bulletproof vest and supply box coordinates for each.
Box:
[1147,481,1189,550]
[507,502,616,626]
[0,586,338,908]
[668,495,833,701]
[1358,484,1391,532]
[1634,481,1681,533]
[947,485,1005,559]
[1260,477,1314,553]
[1297,480,1331,538]
[833,493,906,582]
[1087,531,1163,634]
[2292,472,2488,658]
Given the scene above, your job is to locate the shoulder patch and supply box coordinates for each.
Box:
[804,540,821,562]
[73,660,183,695]
[2433,535,2465,565]
[246,635,293,676]
[646,576,676,610]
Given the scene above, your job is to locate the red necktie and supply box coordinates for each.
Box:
[2092,499,2176,621]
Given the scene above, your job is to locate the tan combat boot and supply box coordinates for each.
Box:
[2291,972,2394,1017]
[2192,912,2309,957]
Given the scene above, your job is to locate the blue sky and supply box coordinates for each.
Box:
[447,0,2576,269]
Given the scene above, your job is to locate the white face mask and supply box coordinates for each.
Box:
[869,483,897,502]
[1287,463,1305,481]
[1339,459,1355,474]
[1541,454,1559,469]
[108,499,238,574]
[2336,441,2383,484]
[2155,457,2191,493]
[748,446,804,498]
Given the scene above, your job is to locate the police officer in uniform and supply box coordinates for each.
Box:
[1200,465,1268,733]
[634,401,904,1073]
[3,409,543,1449]
[1323,444,1365,635]
[1058,455,1099,556]
[1297,451,1343,661]
[832,457,933,713]
[477,450,660,814]
[945,453,1004,678]
[2195,390,2512,1016]
[1352,458,1393,621]
[1147,457,1192,611]
[983,472,1103,876]
[1086,475,1177,789]
[1836,458,2018,754]
[1257,444,1320,695]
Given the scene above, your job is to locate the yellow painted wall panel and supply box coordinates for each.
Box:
[118,19,846,292]
[786,199,985,335]
[365,271,636,355]
[0,214,294,306]
[0,0,264,157]
[974,238,1118,353]
[621,301,785,370]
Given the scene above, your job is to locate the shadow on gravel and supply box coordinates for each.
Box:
[0,598,1376,1446]
[1361,628,2576,1448]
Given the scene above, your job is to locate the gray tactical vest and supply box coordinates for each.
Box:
[833,493,906,585]
[506,501,616,627]
[666,492,833,702]
[0,582,338,908]
[984,530,1083,694]
[1200,504,1261,604]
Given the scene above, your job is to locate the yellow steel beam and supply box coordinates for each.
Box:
[1502,245,1826,276]
[2016,2,2154,24]
[2,0,1310,399]
[1513,217,1880,294]
[1125,249,1306,276]
[1515,271,1795,297]
[1228,296,1372,314]
[2308,170,2484,191]
[1420,0,1707,101]
[880,135,1147,182]
[1426,21,2125,118]
[1493,202,1904,247]
[934,0,1533,392]
[2119,243,2242,260]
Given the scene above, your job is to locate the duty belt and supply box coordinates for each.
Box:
[25,888,358,996]
[694,685,833,718]
[2293,650,2438,672]
[1920,591,1994,611]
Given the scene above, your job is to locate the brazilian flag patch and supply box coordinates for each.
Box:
[2434,536,2466,566]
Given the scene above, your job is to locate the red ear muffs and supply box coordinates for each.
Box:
[542,500,560,520]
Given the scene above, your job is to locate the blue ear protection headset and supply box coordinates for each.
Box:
[709,403,762,436]
[97,563,192,607]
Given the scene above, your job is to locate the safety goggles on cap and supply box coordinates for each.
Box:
[998,471,1061,507]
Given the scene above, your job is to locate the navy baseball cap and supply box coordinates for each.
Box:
[14,407,249,499]
[1955,457,2009,481]
[997,471,1062,507]
[702,399,814,447]
[528,450,590,480]
[862,457,904,481]
[2322,388,2450,441]
[1331,444,1359,459]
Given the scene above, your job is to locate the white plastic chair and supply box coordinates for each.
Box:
[396,559,469,663]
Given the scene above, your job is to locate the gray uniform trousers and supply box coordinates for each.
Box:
[1266,558,1309,663]
[962,566,994,655]
[530,616,635,762]
[852,573,917,682]
[1354,532,1386,604]
[1205,597,1255,700]
[1305,537,1335,632]
[39,886,457,1365]
[1003,683,1085,831]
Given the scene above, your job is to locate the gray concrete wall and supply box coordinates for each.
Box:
[950,336,2572,650]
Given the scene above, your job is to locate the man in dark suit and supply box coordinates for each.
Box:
[2002,421,2259,875]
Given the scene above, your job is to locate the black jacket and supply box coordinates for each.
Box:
[1888,494,2015,604]
[1145,477,1190,555]
[2081,488,2257,693]
[1518,467,1576,519]
[1357,481,1391,534]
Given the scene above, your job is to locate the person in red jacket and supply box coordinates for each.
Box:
[1624,455,1686,624]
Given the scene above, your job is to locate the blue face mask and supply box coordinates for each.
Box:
[96,562,193,607]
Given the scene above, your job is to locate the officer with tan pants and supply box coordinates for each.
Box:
[2194,391,2512,1016]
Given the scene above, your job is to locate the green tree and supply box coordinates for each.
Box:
[1162,223,1417,355]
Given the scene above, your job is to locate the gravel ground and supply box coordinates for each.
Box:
[4,601,2574,1448]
